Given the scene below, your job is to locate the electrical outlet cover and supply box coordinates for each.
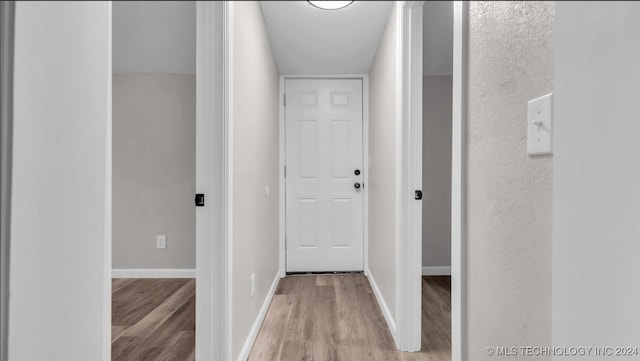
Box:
[156,235,167,250]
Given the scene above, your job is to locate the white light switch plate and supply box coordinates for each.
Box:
[527,93,553,156]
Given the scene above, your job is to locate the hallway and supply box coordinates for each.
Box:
[248,274,451,361]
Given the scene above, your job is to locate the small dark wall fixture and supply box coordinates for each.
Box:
[195,193,205,207]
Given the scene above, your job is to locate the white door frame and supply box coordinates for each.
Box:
[279,75,370,277]
[395,0,424,352]
[397,1,467,359]
[450,3,468,360]
[195,2,228,360]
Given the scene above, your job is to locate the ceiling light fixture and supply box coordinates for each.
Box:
[307,1,354,10]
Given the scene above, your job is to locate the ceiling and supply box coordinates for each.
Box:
[260,1,394,75]
[423,1,453,76]
[113,1,195,74]
[111,1,452,76]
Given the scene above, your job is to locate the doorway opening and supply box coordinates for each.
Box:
[111,2,196,359]
[212,1,467,359]
[419,1,454,358]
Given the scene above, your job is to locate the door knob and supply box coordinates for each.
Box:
[354,182,361,190]
[354,169,361,176]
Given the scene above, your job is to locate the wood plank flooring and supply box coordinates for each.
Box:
[112,278,195,361]
[248,274,451,361]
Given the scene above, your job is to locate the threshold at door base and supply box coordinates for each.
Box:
[286,271,364,276]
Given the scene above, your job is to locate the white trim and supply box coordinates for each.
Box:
[422,266,451,276]
[396,0,424,352]
[235,274,280,361]
[451,3,468,361]
[362,74,370,275]
[394,0,406,350]
[195,2,227,360]
[111,269,196,279]
[366,270,397,343]
[224,2,234,358]
[103,3,113,360]
[278,76,286,278]
[279,74,370,275]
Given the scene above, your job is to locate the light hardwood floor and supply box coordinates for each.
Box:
[248,274,451,361]
[111,278,195,361]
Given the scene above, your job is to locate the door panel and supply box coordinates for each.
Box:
[330,120,351,178]
[298,199,319,248]
[330,198,351,247]
[285,78,363,272]
[298,120,318,178]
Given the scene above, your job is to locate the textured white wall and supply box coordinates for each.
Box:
[10,2,110,360]
[231,2,281,359]
[368,3,398,321]
[467,2,554,359]
[553,2,640,357]
[112,74,195,270]
[422,76,452,268]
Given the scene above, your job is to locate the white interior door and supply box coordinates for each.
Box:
[285,78,363,272]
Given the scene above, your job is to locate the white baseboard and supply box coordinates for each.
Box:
[422,266,451,276]
[111,268,196,278]
[236,272,281,361]
[366,268,398,346]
